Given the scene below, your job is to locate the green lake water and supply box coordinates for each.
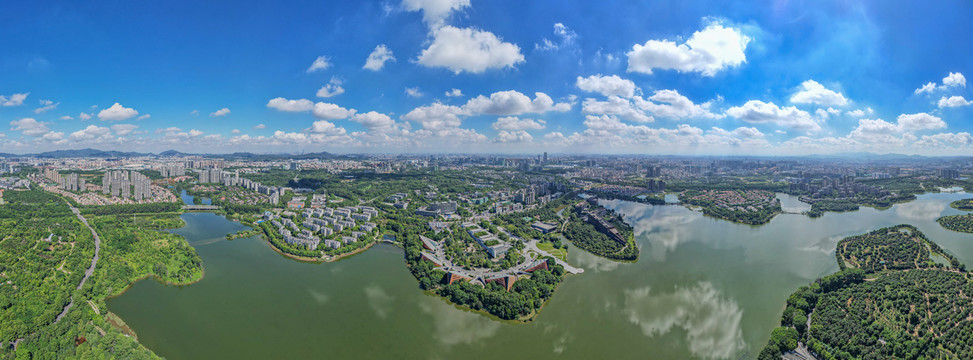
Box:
[108,192,973,359]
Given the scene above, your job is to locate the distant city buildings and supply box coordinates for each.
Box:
[102,170,153,200]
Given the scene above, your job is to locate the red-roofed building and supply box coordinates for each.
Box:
[525,260,549,273]
[445,272,470,285]
[485,275,518,291]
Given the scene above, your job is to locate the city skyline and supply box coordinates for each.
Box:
[2,0,973,155]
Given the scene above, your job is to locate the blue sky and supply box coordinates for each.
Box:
[1,0,972,155]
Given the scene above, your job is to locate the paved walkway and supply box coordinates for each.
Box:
[524,240,583,274]
[54,205,101,324]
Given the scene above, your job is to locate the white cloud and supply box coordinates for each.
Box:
[69,125,112,141]
[943,72,966,87]
[725,100,820,132]
[636,89,721,120]
[210,108,231,117]
[59,115,73,120]
[402,0,470,28]
[492,116,546,131]
[363,44,396,71]
[111,124,139,136]
[267,97,314,112]
[445,88,463,97]
[938,95,971,108]
[535,23,577,51]
[463,90,570,115]
[97,103,139,121]
[10,118,50,137]
[790,80,849,107]
[915,132,972,148]
[190,110,199,116]
[306,56,331,73]
[231,129,241,134]
[253,123,266,129]
[41,131,65,143]
[896,112,946,131]
[494,130,533,143]
[136,114,150,120]
[914,82,938,95]
[915,72,967,94]
[417,26,525,74]
[0,93,28,107]
[312,102,356,120]
[626,23,750,76]
[34,99,59,114]
[402,103,466,130]
[79,112,92,120]
[316,77,345,98]
[846,109,866,117]
[576,74,638,98]
[405,87,424,98]
[351,111,397,132]
[188,129,204,137]
[307,120,348,136]
[582,96,653,123]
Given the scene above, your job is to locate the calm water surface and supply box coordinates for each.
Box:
[108,192,973,359]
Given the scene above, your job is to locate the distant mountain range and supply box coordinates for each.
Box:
[0,148,341,160]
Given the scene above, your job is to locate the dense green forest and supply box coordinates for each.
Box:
[758,225,972,360]
[937,214,973,234]
[0,189,201,359]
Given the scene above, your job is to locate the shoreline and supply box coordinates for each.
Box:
[259,233,380,263]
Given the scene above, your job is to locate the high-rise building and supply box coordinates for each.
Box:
[543,152,548,164]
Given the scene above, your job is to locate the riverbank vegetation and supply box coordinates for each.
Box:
[759,225,971,360]
[562,202,638,261]
[0,190,202,359]
[679,189,781,225]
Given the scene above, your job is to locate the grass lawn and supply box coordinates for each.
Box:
[537,241,567,262]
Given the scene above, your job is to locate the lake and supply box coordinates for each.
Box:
[108,192,973,359]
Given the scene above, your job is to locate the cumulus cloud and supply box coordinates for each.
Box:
[915,132,973,148]
[210,108,231,117]
[79,112,92,120]
[97,103,139,121]
[636,89,721,120]
[418,26,525,74]
[494,130,533,143]
[351,111,397,132]
[10,118,50,137]
[59,115,73,120]
[582,96,653,123]
[915,72,967,94]
[790,80,849,107]
[896,112,946,131]
[576,74,638,98]
[938,95,971,108]
[363,44,395,71]
[492,116,546,131]
[69,125,113,141]
[316,77,345,98]
[34,99,59,114]
[253,123,266,129]
[402,0,470,29]
[306,56,331,73]
[943,72,966,87]
[312,102,356,120]
[846,109,866,117]
[725,100,820,132]
[405,87,424,98]
[402,103,466,130]
[267,97,315,112]
[626,23,750,76]
[464,90,571,115]
[445,88,463,97]
[0,93,28,107]
[111,123,139,136]
[307,120,348,136]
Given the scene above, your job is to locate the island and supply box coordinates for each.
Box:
[758,225,970,360]
[949,198,973,211]
[937,214,973,233]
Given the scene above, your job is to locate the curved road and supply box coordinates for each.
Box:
[54,205,101,323]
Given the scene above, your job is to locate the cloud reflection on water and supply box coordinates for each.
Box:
[623,281,745,360]
[419,297,500,346]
